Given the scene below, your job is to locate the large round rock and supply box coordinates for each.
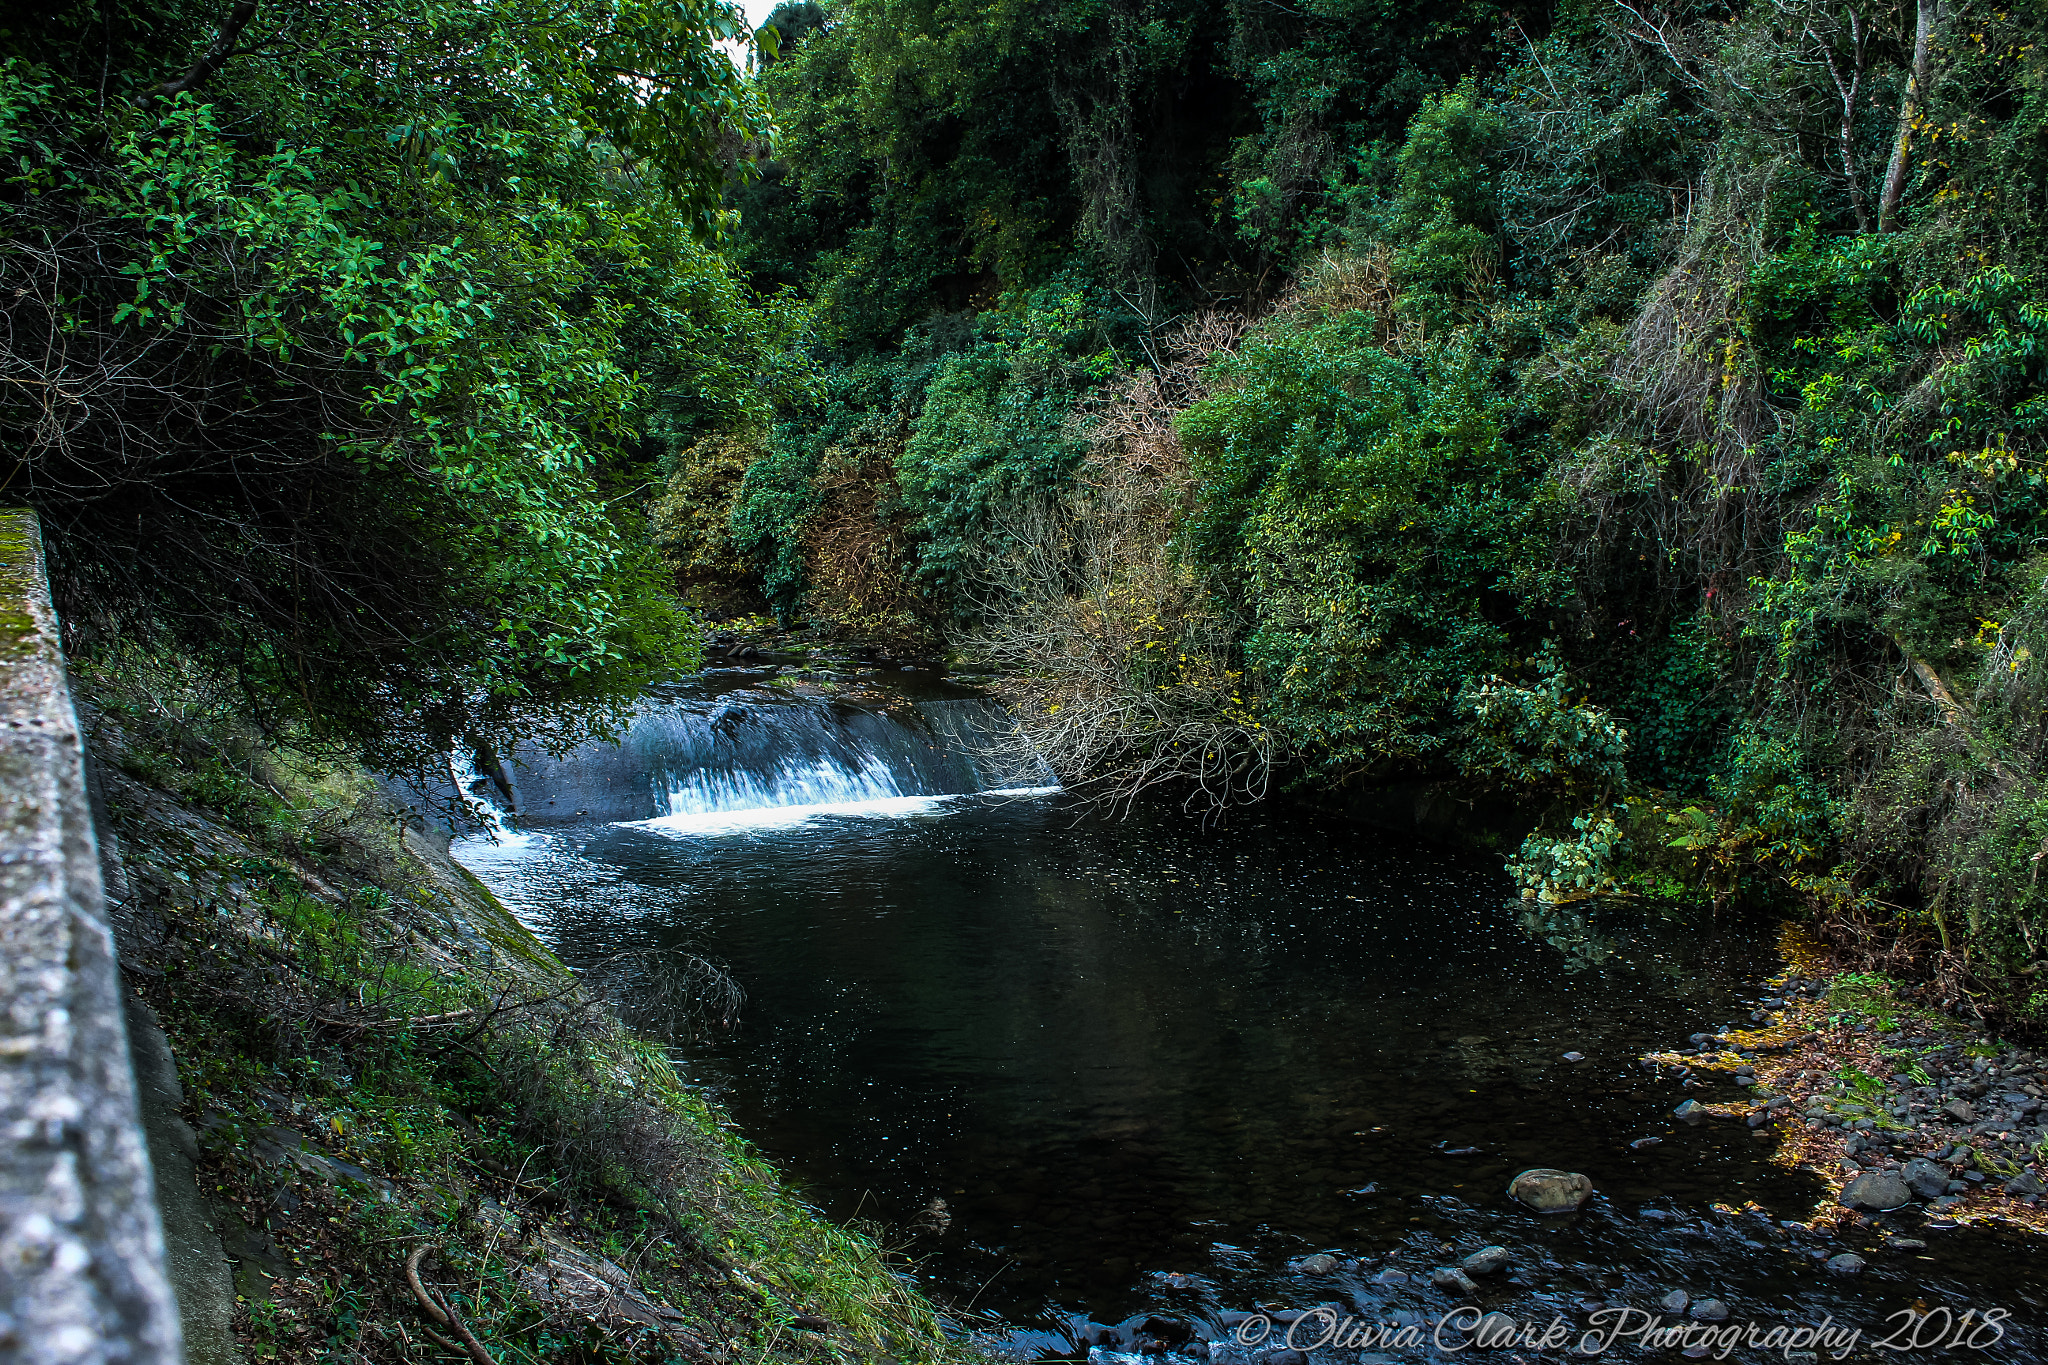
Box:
[1507,1168,1594,1212]
[1838,1170,1911,1211]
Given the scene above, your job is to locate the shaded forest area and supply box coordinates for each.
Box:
[695,0,2048,1025]
[10,0,2048,1026]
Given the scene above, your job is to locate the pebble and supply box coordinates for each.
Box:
[1472,1311,1519,1345]
[1562,1051,1585,1062]
[1430,1266,1480,1296]
[1372,1269,1408,1285]
[1825,1253,1866,1275]
[1674,1100,1708,1124]
[1689,1300,1730,1322]
[1659,1290,1689,1313]
[1630,1136,1663,1149]
[1294,1253,1338,1276]
[1462,1246,1511,1275]
[1886,1238,1927,1251]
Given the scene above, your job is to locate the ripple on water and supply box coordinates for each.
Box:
[459,792,2047,1362]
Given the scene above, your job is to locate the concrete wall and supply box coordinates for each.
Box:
[0,509,181,1365]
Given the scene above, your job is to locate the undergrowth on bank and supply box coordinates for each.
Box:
[85,651,964,1365]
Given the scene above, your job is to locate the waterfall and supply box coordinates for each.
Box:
[447,750,523,845]
[478,692,1055,833]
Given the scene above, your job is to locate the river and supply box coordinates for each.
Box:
[451,667,2046,1361]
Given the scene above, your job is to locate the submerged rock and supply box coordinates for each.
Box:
[1462,1245,1510,1275]
[1659,1290,1689,1314]
[1507,1168,1594,1212]
[1825,1253,1866,1275]
[1472,1312,1521,1347]
[1674,1100,1709,1124]
[1689,1300,1730,1322]
[1294,1253,1338,1276]
[1430,1266,1480,1296]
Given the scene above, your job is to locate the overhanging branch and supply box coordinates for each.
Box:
[145,0,260,103]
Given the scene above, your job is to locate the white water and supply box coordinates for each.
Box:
[447,693,1060,842]
[448,751,520,843]
[636,785,1063,837]
[656,750,909,817]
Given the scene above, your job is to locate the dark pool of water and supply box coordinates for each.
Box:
[458,787,2046,1360]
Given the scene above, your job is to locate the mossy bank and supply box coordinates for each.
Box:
[83,651,972,1365]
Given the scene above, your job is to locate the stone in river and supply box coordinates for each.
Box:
[1562,1052,1585,1062]
[1674,1100,1709,1124]
[1839,1170,1912,1211]
[1825,1253,1866,1275]
[1294,1253,1338,1276]
[1372,1269,1408,1285]
[1508,1168,1594,1212]
[1689,1300,1730,1322]
[1659,1290,1689,1314]
[1900,1158,1949,1200]
[2005,1172,2046,1196]
[1139,1316,1195,1345]
[1462,1245,1511,1275]
[1472,1312,1520,1347]
[1630,1136,1663,1149]
[1430,1266,1480,1296]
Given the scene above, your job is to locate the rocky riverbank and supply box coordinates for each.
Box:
[1642,926,2048,1240]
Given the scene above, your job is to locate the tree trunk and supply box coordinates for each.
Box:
[1878,0,1941,232]
[146,0,259,103]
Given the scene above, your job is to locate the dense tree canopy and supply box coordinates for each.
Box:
[684,0,2048,1018]
[2,0,785,758]
[13,0,2048,1018]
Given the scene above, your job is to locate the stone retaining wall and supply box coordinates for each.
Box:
[0,509,181,1364]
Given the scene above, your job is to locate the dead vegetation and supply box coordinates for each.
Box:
[964,313,1285,814]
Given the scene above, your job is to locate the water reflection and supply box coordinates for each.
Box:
[459,791,2046,1359]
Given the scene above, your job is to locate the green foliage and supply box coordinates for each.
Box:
[1179,321,1544,775]
[897,274,1119,594]
[1508,810,1626,905]
[1456,645,1628,798]
[653,431,773,612]
[3,0,776,760]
